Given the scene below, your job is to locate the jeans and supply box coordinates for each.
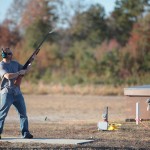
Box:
[0,93,29,136]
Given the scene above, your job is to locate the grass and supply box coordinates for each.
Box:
[21,81,125,95]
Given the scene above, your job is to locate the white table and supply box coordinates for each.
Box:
[124,85,150,120]
[124,85,150,97]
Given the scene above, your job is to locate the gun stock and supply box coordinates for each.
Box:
[14,75,23,87]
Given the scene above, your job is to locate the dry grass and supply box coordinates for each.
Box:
[21,81,124,95]
[6,95,132,123]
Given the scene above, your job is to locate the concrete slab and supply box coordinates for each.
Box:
[0,137,94,145]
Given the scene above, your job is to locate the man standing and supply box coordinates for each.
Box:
[0,47,33,139]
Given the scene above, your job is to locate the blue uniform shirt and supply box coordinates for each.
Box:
[0,60,23,95]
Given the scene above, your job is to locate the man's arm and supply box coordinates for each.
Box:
[4,70,26,80]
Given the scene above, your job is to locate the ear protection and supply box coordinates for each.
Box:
[1,48,11,58]
[1,49,7,58]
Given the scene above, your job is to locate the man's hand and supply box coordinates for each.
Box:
[18,70,27,75]
[4,69,27,79]
[18,64,31,76]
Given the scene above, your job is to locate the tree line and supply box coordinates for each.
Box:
[0,0,150,86]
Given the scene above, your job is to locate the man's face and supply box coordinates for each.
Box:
[5,48,13,60]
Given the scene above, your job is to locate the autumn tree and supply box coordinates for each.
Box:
[0,0,25,48]
[69,4,107,46]
[126,13,150,72]
[0,25,20,48]
[109,0,150,46]
[4,0,28,31]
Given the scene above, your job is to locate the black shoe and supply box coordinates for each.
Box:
[0,134,1,139]
[23,132,33,139]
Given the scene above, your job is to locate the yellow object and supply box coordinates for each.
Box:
[108,123,122,131]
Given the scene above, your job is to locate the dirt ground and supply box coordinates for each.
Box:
[0,94,150,149]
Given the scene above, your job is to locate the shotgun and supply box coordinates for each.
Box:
[14,29,55,86]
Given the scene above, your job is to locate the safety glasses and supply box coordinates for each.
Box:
[7,52,13,55]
